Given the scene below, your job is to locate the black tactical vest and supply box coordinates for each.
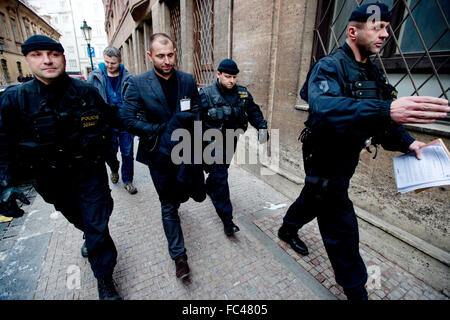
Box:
[300,46,398,103]
[330,48,397,101]
[299,46,398,157]
[13,78,111,178]
[202,83,250,131]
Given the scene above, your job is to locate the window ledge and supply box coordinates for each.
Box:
[404,123,450,138]
[295,104,450,138]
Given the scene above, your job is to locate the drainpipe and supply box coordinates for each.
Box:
[227,0,233,59]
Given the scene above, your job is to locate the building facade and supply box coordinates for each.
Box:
[0,0,60,86]
[103,0,449,294]
[28,0,108,79]
[28,0,80,74]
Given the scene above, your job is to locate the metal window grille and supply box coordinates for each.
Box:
[193,0,215,87]
[311,0,450,123]
[168,0,182,69]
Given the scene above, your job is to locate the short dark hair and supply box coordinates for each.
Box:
[348,20,365,30]
[149,33,175,53]
[346,20,366,40]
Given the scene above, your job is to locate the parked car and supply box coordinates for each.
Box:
[69,74,86,80]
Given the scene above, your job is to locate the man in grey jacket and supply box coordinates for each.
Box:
[88,46,137,194]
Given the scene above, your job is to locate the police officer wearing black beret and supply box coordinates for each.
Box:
[0,35,123,299]
[200,59,268,236]
[277,3,449,300]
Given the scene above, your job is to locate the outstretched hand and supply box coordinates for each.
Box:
[390,96,449,124]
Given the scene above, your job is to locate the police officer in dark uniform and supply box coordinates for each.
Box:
[200,59,269,236]
[277,3,449,300]
[0,35,123,300]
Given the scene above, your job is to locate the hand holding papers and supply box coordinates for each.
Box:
[393,139,450,193]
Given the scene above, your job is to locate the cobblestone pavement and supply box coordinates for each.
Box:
[254,214,447,300]
[0,158,447,300]
[0,160,331,300]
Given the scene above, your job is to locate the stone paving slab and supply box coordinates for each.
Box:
[0,232,51,299]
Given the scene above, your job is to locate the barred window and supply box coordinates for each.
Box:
[168,0,182,69]
[193,0,215,87]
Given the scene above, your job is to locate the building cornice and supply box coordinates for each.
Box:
[16,0,61,37]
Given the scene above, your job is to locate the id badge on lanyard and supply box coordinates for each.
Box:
[180,98,191,111]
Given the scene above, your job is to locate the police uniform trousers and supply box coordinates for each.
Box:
[282,143,368,293]
[147,152,186,260]
[203,137,238,224]
[33,163,117,279]
[204,163,233,223]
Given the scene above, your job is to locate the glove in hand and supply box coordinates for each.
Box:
[0,187,30,218]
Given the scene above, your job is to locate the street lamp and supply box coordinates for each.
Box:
[80,20,94,72]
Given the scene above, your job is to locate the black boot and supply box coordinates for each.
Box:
[224,220,240,236]
[278,224,309,255]
[97,276,122,300]
[344,286,368,300]
[81,234,88,258]
[81,241,88,258]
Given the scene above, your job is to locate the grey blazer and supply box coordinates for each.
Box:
[120,68,200,165]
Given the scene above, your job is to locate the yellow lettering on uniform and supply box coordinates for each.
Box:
[82,121,97,128]
[239,91,248,98]
[81,115,100,121]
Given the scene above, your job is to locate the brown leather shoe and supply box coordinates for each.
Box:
[175,255,190,279]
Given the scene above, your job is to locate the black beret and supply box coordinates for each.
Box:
[217,59,239,75]
[349,3,392,23]
[21,35,64,56]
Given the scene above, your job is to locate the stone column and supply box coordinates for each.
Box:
[213,0,232,67]
[143,20,153,70]
[132,29,139,74]
[122,40,130,73]
[151,0,171,34]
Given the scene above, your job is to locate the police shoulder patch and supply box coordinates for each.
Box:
[319,80,329,93]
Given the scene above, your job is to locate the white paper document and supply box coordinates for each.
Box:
[393,139,450,193]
